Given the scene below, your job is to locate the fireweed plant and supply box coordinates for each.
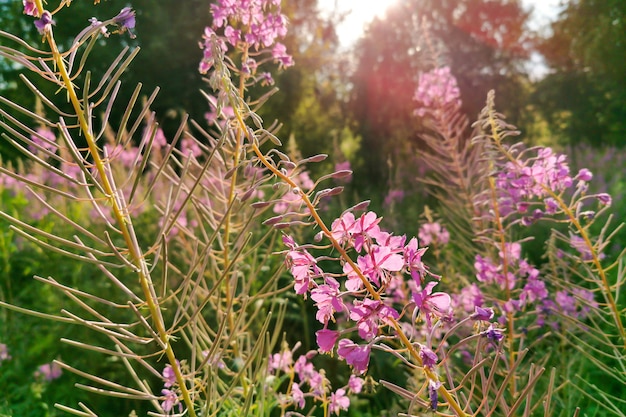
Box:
[413,65,626,415]
[0,2,624,417]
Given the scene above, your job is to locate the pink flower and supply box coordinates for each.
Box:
[404,238,431,283]
[161,389,180,413]
[291,382,305,409]
[34,10,54,35]
[331,212,356,245]
[348,374,364,394]
[418,222,450,246]
[349,298,399,341]
[35,362,62,381]
[162,363,178,388]
[286,249,322,295]
[413,281,452,327]
[0,343,10,363]
[316,328,340,353]
[329,388,350,415]
[413,66,461,116]
[343,245,403,291]
[311,277,345,324]
[269,350,293,373]
[23,0,37,16]
[352,212,383,252]
[337,339,371,374]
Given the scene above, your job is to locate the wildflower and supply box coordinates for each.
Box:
[34,11,54,35]
[419,345,438,368]
[161,389,180,413]
[269,350,293,373]
[482,324,504,342]
[337,339,371,374]
[286,248,322,295]
[23,0,37,16]
[413,281,452,326]
[344,245,404,291]
[113,7,136,38]
[597,193,612,206]
[35,362,62,381]
[472,306,495,321]
[350,298,400,341]
[0,344,10,363]
[162,362,178,388]
[88,17,109,36]
[329,388,350,415]
[413,66,461,116]
[316,328,340,353]
[311,277,345,324]
[348,374,364,394]
[418,222,450,246]
[404,237,430,283]
[291,382,305,409]
[429,379,442,410]
[272,42,294,68]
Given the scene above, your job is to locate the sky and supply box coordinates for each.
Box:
[317,0,565,77]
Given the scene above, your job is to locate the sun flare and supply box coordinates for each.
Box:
[318,0,399,45]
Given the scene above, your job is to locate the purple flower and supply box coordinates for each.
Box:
[413,281,452,327]
[472,306,495,321]
[482,324,504,342]
[113,7,136,38]
[337,339,371,374]
[34,10,54,35]
[419,345,438,368]
[162,362,179,388]
[597,193,612,206]
[429,379,442,410]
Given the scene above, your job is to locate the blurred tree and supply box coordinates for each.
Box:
[0,0,345,164]
[533,0,626,146]
[348,0,532,188]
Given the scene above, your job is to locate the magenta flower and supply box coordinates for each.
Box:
[344,245,404,291]
[413,281,452,326]
[351,211,383,252]
[348,374,364,394]
[286,249,322,295]
[162,362,179,388]
[272,42,294,68]
[331,212,356,245]
[268,350,293,373]
[113,7,136,38]
[472,306,495,321]
[483,324,505,342]
[404,237,430,283]
[311,277,345,324]
[316,328,340,353]
[349,298,399,341]
[337,339,371,374]
[23,0,37,16]
[329,388,350,415]
[294,355,315,381]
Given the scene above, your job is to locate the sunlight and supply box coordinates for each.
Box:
[318,0,399,45]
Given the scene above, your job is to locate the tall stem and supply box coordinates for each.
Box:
[35,2,196,414]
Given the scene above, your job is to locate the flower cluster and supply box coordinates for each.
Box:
[413,66,461,117]
[474,241,596,328]
[283,210,462,375]
[268,346,363,415]
[199,0,293,74]
[418,222,450,246]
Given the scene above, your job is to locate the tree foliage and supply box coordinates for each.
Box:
[533,0,626,146]
[347,0,532,188]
